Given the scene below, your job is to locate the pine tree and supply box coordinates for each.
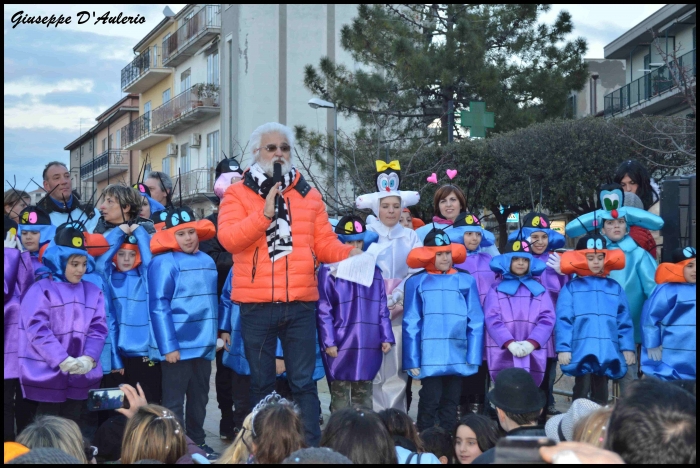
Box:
[303,4,589,143]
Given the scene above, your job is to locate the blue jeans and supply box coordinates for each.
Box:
[240,301,320,446]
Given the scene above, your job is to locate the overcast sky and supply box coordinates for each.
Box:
[4,4,666,193]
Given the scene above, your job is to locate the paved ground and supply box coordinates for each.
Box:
[202,362,583,455]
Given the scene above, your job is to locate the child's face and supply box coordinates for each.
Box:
[139,197,151,219]
[586,252,606,275]
[463,232,482,251]
[175,228,199,253]
[399,211,413,229]
[434,251,453,272]
[378,197,401,227]
[65,255,88,284]
[116,248,137,271]
[529,231,549,255]
[346,240,364,250]
[510,257,530,276]
[684,259,696,283]
[20,230,41,252]
[602,218,627,242]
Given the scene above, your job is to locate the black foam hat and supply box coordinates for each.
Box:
[672,246,696,263]
[216,157,243,180]
[18,205,52,226]
[5,215,18,238]
[575,232,607,251]
[54,224,87,250]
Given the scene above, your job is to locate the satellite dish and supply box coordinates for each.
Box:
[163,6,175,17]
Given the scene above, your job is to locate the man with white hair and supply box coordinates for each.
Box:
[217,122,362,445]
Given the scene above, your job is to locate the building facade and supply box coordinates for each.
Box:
[120,4,221,217]
[603,4,696,118]
[64,94,140,202]
[567,59,627,118]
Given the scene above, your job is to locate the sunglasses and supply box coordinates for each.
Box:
[257,144,291,153]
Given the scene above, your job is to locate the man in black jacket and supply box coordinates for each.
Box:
[199,156,244,440]
[472,368,547,464]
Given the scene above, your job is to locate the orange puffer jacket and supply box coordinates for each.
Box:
[217,170,353,303]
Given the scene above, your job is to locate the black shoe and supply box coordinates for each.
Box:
[197,443,220,461]
[546,406,562,416]
[319,414,324,426]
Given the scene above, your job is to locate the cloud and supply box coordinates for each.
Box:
[5,97,107,130]
[5,78,94,97]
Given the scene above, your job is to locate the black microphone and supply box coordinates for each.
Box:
[272,162,283,218]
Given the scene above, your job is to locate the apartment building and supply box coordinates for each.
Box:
[64,94,140,202]
[603,4,696,117]
[566,59,627,118]
[120,4,221,217]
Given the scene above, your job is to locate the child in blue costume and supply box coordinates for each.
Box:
[95,223,162,404]
[641,247,696,381]
[566,183,662,393]
[557,232,635,404]
[148,205,220,455]
[17,205,56,273]
[403,228,484,432]
[508,212,569,416]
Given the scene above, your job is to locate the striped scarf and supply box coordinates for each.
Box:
[249,163,295,262]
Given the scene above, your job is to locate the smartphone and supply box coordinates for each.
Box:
[493,436,557,464]
[87,387,129,411]
[554,248,570,254]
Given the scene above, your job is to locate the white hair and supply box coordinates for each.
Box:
[249,122,295,158]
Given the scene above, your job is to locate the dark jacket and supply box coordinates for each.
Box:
[94,216,156,235]
[471,425,547,464]
[199,212,233,297]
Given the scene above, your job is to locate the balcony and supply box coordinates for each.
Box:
[121,46,173,94]
[162,5,221,67]
[171,167,216,202]
[121,112,172,151]
[604,49,696,117]
[152,84,220,134]
[80,150,129,182]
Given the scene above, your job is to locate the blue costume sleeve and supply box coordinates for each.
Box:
[555,283,574,353]
[465,278,484,365]
[276,339,284,359]
[616,286,635,352]
[402,276,422,371]
[316,266,338,350]
[97,229,124,276]
[218,269,234,333]
[148,254,180,355]
[641,285,670,350]
[132,225,153,268]
[103,283,123,370]
[527,290,555,348]
[637,249,658,299]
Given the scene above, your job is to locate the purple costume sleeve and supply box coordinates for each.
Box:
[484,286,515,348]
[378,275,394,344]
[4,248,20,303]
[317,267,338,349]
[527,288,555,348]
[84,291,108,362]
[22,286,70,368]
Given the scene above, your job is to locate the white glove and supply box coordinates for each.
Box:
[409,368,421,377]
[507,342,525,357]
[387,295,396,308]
[558,352,572,365]
[392,289,404,305]
[519,341,535,356]
[59,356,82,374]
[4,231,18,250]
[546,253,562,275]
[72,356,96,375]
[647,346,662,362]
[623,350,636,366]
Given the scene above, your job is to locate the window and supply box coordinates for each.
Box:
[180,143,190,173]
[181,69,191,93]
[102,137,107,153]
[207,130,219,169]
[109,134,114,150]
[162,157,171,176]
[207,50,220,86]
[163,88,171,104]
[152,44,159,67]
[115,129,121,149]
[144,101,151,131]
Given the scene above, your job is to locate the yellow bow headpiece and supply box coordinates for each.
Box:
[375,160,401,172]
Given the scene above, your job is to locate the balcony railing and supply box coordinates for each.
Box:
[171,167,217,199]
[151,84,220,133]
[122,47,155,90]
[121,112,152,148]
[162,5,221,66]
[80,150,129,181]
[604,48,696,117]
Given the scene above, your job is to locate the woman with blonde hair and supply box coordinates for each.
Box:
[573,406,613,448]
[16,415,88,464]
[120,404,187,464]
[216,412,254,464]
